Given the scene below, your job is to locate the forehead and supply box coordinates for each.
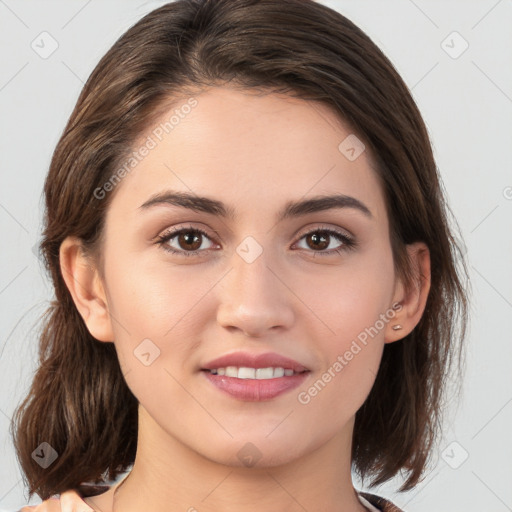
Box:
[109,86,387,226]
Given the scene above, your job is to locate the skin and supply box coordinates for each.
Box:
[29,86,430,512]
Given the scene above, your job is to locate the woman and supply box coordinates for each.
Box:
[13,0,469,511]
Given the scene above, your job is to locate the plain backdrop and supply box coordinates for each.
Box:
[0,1,511,511]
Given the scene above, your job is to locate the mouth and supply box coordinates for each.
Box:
[203,366,306,379]
[200,351,310,401]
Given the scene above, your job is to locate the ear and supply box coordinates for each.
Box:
[385,241,431,344]
[59,236,114,342]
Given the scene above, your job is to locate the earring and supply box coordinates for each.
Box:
[392,324,403,331]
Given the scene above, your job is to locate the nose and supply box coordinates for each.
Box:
[216,248,295,338]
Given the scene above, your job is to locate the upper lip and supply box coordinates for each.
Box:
[202,351,309,373]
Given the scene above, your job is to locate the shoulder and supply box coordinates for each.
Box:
[359,491,405,512]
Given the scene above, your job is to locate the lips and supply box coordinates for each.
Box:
[202,351,309,373]
[201,351,310,401]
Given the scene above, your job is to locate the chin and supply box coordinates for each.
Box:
[199,435,308,470]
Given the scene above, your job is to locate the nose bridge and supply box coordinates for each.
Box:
[232,240,277,299]
[216,238,294,335]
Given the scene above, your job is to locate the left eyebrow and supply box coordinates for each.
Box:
[138,190,373,221]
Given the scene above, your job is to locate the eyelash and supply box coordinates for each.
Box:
[155,224,357,258]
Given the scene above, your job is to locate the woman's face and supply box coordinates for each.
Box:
[94,86,403,467]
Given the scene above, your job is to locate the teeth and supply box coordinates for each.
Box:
[209,366,298,379]
[273,367,284,378]
[225,366,238,377]
[255,367,274,379]
[238,367,255,379]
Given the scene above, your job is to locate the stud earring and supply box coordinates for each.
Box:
[392,324,403,331]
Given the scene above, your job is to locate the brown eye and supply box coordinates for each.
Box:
[305,231,330,251]
[177,231,203,251]
[295,228,356,256]
[156,227,216,256]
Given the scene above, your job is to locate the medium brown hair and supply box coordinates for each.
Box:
[11,0,469,500]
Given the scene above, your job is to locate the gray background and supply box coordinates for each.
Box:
[1,1,511,510]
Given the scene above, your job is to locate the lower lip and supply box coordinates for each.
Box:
[202,371,309,401]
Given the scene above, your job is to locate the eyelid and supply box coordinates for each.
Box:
[294,223,353,241]
[155,222,357,257]
[154,223,222,244]
[155,222,353,242]
[154,224,220,254]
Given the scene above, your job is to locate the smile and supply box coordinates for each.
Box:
[201,366,310,401]
[207,366,303,379]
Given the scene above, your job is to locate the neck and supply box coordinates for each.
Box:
[112,405,367,512]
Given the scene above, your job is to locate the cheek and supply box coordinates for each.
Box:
[104,248,209,335]
[296,277,391,428]
[302,246,395,344]
[102,251,222,386]
[102,258,208,416]
[297,244,395,399]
